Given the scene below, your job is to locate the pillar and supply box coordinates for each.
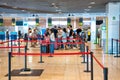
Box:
[106,2,120,54]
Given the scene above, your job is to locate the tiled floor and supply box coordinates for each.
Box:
[0,42,120,80]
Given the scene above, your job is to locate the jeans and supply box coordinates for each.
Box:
[50,41,55,54]
[41,45,46,53]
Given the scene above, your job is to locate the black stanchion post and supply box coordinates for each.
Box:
[114,39,120,57]
[11,40,12,53]
[90,52,93,80]
[81,42,86,63]
[10,40,14,57]
[26,39,28,50]
[8,38,9,47]
[84,46,91,72]
[100,39,101,47]
[8,34,9,47]
[21,46,30,71]
[25,33,29,50]
[8,52,11,80]
[18,34,20,53]
[39,44,44,63]
[80,40,83,57]
[111,38,113,54]
[103,67,108,80]
[18,31,21,53]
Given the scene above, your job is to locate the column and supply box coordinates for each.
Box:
[106,2,120,54]
[91,17,96,43]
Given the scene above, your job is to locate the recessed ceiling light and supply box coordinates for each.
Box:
[88,6,92,8]
[13,7,17,9]
[22,10,25,11]
[56,9,61,11]
[58,12,62,14]
[84,9,90,11]
[3,3,7,5]
[51,3,55,6]
[90,1,95,4]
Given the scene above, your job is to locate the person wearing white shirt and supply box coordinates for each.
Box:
[49,28,55,56]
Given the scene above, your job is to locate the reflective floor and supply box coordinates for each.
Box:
[0,42,120,80]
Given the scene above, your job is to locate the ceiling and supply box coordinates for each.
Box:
[0,0,120,14]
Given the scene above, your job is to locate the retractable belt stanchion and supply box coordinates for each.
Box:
[18,34,20,53]
[90,51,109,80]
[26,39,29,50]
[99,39,101,47]
[90,52,93,80]
[11,40,12,52]
[10,40,14,57]
[84,46,90,72]
[39,44,44,63]
[114,39,120,57]
[111,38,113,54]
[81,42,86,63]
[21,46,31,71]
[103,67,108,80]
[8,34,9,47]
[25,33,29,50]
[8,52,11,80]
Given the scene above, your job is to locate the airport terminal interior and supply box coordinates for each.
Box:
[0,0,120,80]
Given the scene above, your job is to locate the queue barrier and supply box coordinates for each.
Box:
[90,52,108,80]
[111,38,120,57]
[8,50,108,80]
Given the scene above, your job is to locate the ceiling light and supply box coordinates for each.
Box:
[51,3,55,6]
[88,6,92,8]
[13,7,17,9]
[56,9,61,11]
[58,12,62,14]
[90,1,95,4]
[3,3,7,5]
[84,9,90,11]
[22,10,25,11]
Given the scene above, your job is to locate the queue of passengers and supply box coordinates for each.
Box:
[27,25,86,51]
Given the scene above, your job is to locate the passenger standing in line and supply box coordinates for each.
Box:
[87,27,91,41]
[62,28,67,50]
[45,28,50,53]
[53,26,58,49]
[28,30,32,47]
[57,27,62,49]
[6,30,9,41]
[79,29,86,52]
[31,29,37,47]
[69,25,74,49]
[49,28,55,56]
[76,27,82,48]
[66,26,70,49]
[45,33,50,53]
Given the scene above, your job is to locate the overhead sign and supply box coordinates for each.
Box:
[79,18,83,26]
[67,18,71,25]
[36,18,39,26]
[48,18,52,26]
[0,18,3,26]
[12,18,15,26]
